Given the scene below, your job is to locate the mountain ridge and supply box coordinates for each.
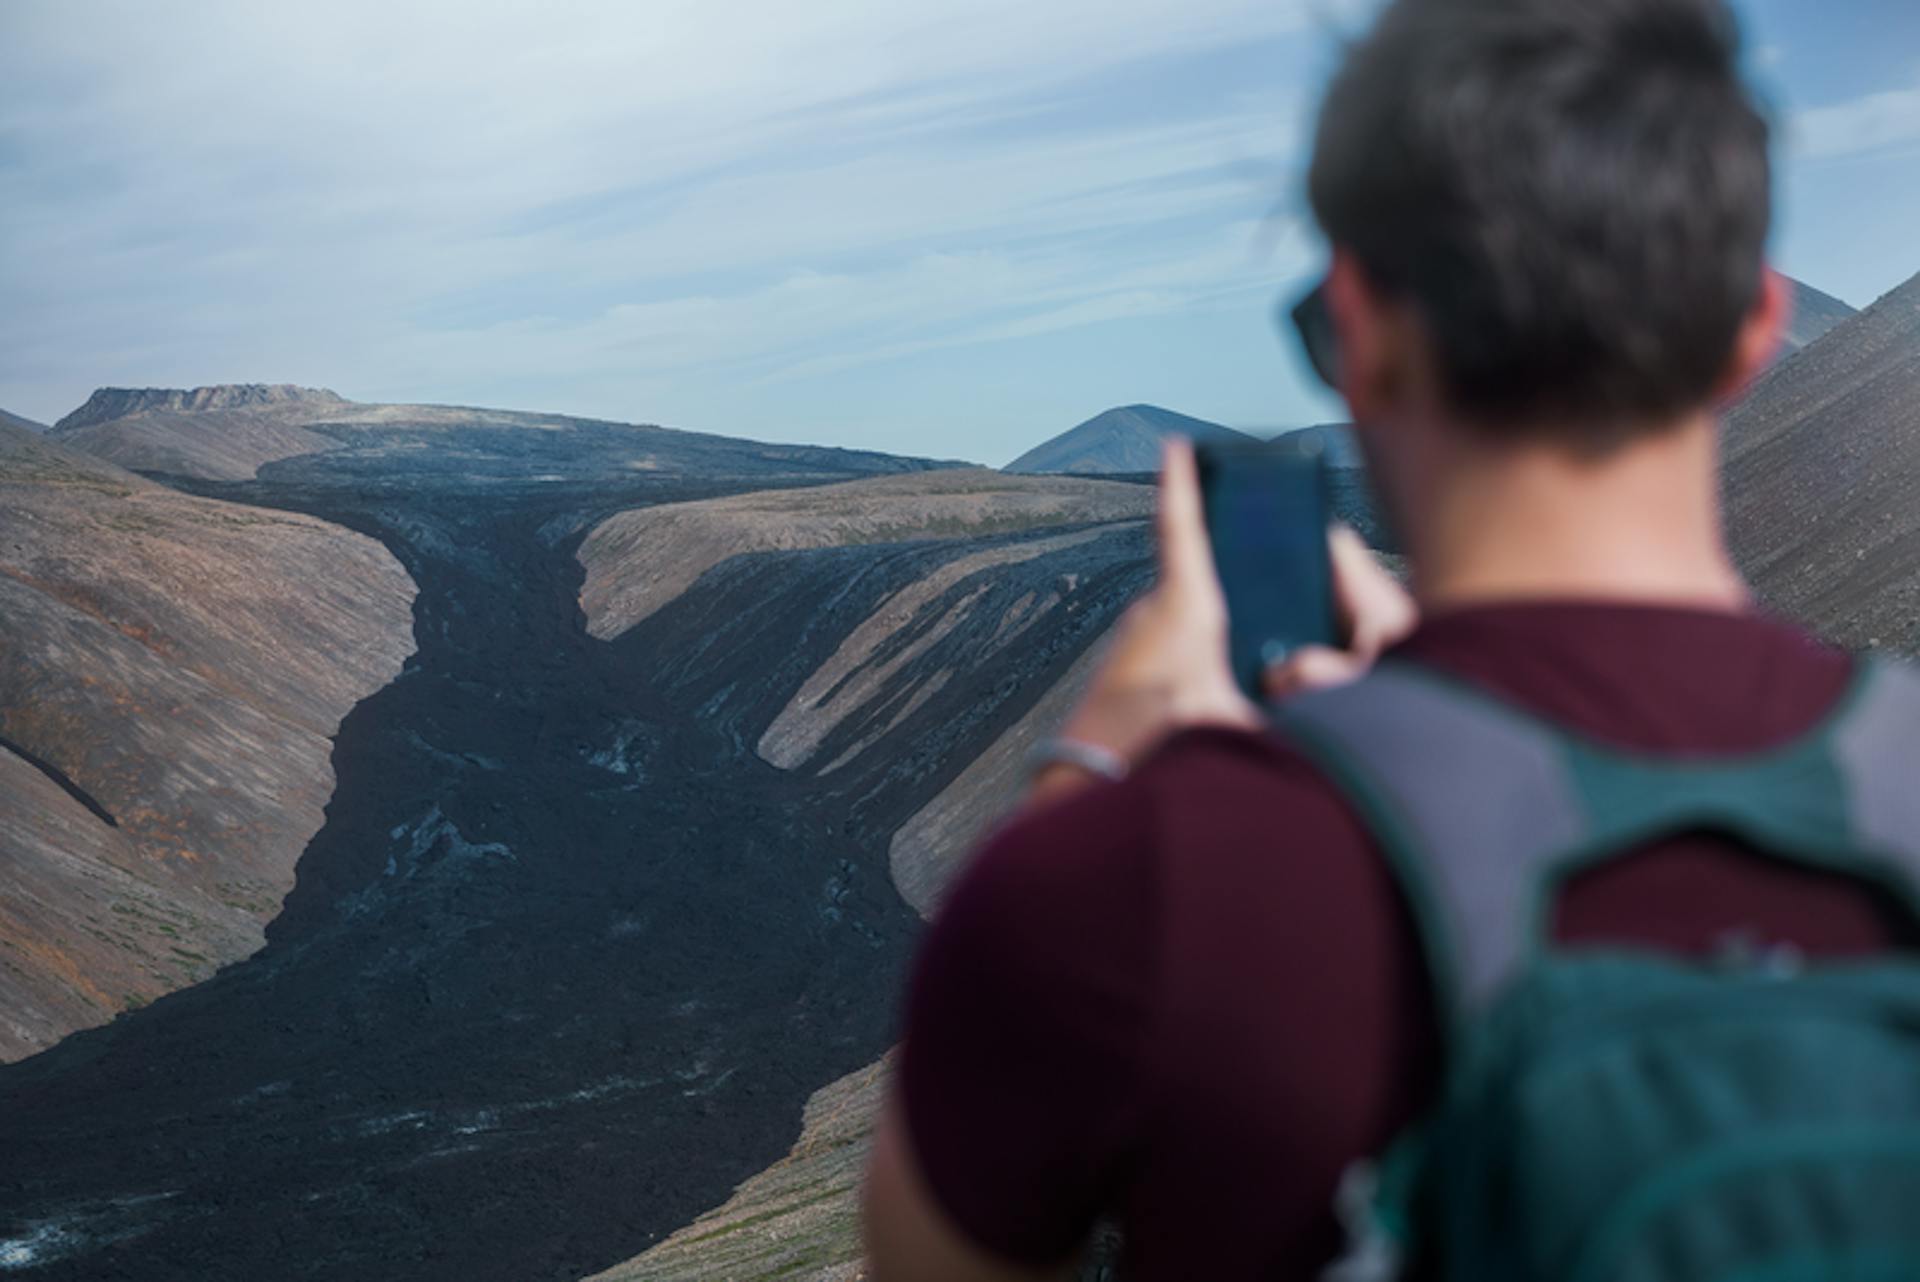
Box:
[46,383,961,483]
[1004,403,1253,474]
[53,383,347,433]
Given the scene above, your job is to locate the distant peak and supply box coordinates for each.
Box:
[1102,403,1213,425]
[1004,403,1253,474]
[1780,277,1859,354]
[53,384,347,433]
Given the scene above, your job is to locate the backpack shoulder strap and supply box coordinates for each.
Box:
[1830,656,1920,866]
[1550,655,1920,905]
[1275,660,1587,1032]
[1274,656,1920,1036]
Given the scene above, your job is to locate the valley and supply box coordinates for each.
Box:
[0,412,1150,1281]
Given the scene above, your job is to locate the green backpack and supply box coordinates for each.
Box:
[1274,656,1920,1282]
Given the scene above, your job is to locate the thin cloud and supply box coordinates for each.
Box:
[17,0,1906,460]
[1794,82,1920,160]
[0,0,1326,450]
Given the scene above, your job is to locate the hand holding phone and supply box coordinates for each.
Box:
[1195,438,1337,701]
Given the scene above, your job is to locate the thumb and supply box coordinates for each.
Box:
[1329,524,1416,658]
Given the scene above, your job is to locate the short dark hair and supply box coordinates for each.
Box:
[1308,0,1772,448]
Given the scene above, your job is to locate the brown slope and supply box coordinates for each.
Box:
[1724,271,1920,651]
[49,406,344,481]
[887,635,1109,916]
[0,424,417,1060]
[578,467,1151,640]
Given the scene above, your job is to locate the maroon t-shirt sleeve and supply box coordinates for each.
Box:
[899,776,1159,1266]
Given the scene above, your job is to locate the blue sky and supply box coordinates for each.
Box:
[2,0,1917,465]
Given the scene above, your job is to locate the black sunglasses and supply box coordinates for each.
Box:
[1280,281,1340,390]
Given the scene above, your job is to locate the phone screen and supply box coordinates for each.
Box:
[1195,440,1336,700]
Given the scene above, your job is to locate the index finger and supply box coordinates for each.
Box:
[1155,436,1216,591]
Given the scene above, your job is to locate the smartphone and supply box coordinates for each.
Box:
[1194,438,1336,700]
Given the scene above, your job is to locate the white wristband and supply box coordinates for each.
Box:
[1028,736,1129,783]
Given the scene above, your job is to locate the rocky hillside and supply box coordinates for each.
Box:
[0,407,47,433]
[0,423,416,1060]
[579,470,1151,797]
[1725,271,1920,651]
[1003,403,1252,474]
[888,637,1109,915]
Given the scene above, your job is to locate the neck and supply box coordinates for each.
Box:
[1384,411,1749,613]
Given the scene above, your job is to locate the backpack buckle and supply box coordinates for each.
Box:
[1320,1161,1404,1282]
[1714,928,1807,979]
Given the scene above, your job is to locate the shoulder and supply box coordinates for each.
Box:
[1132,722,1376,884]
[910,721,1368,1021]
[932,723,1339,933]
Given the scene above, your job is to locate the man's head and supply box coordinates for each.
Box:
[1307,0,1783,455]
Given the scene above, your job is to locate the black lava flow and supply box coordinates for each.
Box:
[0,432,1149,1282]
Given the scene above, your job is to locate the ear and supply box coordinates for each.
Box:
[1715,267,1790,402]
[1325,248,1421,424]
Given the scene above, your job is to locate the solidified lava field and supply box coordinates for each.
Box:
[0,427,1150,1282]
